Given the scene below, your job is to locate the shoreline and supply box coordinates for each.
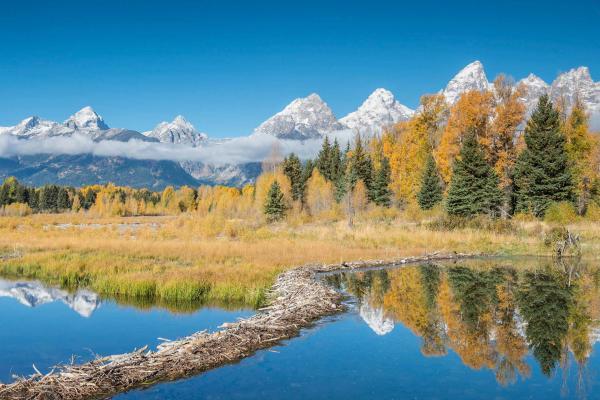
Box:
[0,252,477,400]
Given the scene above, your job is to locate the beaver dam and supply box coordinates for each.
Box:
[0,253,475,400]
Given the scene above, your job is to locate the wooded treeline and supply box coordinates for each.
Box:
[1,81,599,222]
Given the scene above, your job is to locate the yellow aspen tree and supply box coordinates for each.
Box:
[435,90,495,183]
[254,168,292,215]
[564,99,596,212]
[305,169,335,218]
[492,76,526,190]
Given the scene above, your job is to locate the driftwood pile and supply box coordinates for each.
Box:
[0,252,474,400]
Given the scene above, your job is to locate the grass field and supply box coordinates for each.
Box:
[1,212,598,308]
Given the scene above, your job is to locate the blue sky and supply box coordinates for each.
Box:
[1,0,599,137]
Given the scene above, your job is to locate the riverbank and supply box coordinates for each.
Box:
[0,253,475,400]
[1,213,599,308]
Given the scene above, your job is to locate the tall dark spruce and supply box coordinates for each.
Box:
[371,157,392,207]
[282,153,303,202]
[446,133,503,217]
[264,180,287,222]
[514,94,574,217]
[417,154,444,210]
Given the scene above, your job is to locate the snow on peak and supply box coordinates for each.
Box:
[340,88,414,134]
[144,115,208,146]
[64,106,109,130]
[442,60,491,104]
[517,74,550,115]
[252,93,345,140]
[0,115,71,138]
[551,66,600,129]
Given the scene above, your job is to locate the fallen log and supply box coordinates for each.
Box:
[0,252,477,400]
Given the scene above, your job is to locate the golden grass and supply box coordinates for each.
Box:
[1,212,598,308]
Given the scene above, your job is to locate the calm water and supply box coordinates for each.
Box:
[117,258,600,400]
[0,279,251,383]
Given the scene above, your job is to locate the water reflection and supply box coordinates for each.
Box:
[0,279,100,317]
[327,259,600,395]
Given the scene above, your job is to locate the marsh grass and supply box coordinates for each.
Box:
[1,213,598,308]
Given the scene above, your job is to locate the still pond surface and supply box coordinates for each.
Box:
[2,257,600,399]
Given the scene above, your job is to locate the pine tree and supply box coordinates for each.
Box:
[446,133,503,217]
[282,153,303,201]
[57,187,72,210]
[514,95,574,217]
[300,159,315,206]
[264,181,287,222]
[15,184,29,204]
[40,185,59,212]
[334,143,350,203]
[372,157,392,207]
[316,136,332,180]
[28,189,39,211]
[83,189,97,209]
[329,139,342,182]
[348,134,374,195]
[417,154,443,210]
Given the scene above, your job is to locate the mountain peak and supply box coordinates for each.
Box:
[340,88,414,134]
[442,61,491,104]
[64,106,109,130]
[144,115,207,146]
[253,93,344,140]
[522,73,548,86]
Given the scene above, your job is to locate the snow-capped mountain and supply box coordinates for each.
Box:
[517,73,550,114]
[144,115,208,147]
[551,67,600,120]
[440,61,599,130]
[442,60,491,105]
[64,106,109,130]
[0,279,100,318]
[253,93,345,140]
[0,116,71,138]
[340,88,414,135]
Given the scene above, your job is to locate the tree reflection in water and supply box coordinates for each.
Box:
[327,258,600,396]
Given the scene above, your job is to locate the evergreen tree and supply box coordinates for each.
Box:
[40,185,59,212]
[371,157,392,207]
[328,139,342,182]
[83,189,97,210]
[348,134,374,196]
[264,181,287,222]
[15,184,29,204]
[417,154,444,210]
[446,133,503,217]
[57,187,72,210]
[282,153,303,202]
[300,159,315,206]
[333,143,350,203]
[514,95,574,217]
[316,136,332,179]
[28,189,39,211]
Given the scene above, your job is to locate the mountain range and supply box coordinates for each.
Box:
[1,61,598,189]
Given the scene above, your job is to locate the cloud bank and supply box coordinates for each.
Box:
[0,131,356,166]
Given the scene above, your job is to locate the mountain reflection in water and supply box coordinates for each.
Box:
[0,279,100,317]
[326,258,600,391]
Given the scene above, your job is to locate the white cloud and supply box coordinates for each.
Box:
[0,131,356,166]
